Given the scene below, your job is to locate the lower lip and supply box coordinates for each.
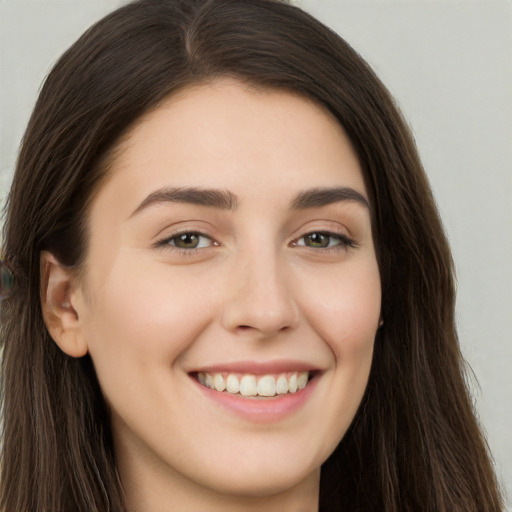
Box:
[191,374,319,423]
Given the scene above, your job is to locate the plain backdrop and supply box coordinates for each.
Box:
[1,0,511,507]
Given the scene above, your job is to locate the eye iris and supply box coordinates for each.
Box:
[174,233,199,249]
[305,233,330,248]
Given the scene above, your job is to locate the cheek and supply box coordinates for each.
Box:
[289,258,380,456]
[302,258,381,361]
[82,256,218,386]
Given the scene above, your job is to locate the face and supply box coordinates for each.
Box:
[73,79,381,507]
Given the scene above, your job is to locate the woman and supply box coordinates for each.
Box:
[0,0,504,510]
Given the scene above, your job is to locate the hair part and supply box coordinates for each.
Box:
[1,0,503,510]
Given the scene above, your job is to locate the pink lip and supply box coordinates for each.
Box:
[191,359,320,375]
[190,367,321,424]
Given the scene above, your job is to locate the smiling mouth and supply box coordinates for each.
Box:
[194,371,313,398]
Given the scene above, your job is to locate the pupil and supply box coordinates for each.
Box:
[177,233,198,248]
[307,233,328,247]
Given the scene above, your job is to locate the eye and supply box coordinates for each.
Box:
[159,232,214,250]
[294,231,354,249]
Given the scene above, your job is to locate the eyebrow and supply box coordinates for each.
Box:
[290,187,369,210]
[129,185,369,218]
[129,187,239,217]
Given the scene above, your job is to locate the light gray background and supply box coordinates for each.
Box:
[1,0,510,506]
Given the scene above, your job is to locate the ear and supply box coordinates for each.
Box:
[40,251,88,358]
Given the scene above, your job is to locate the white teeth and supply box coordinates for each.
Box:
[288,373,297,393]
[239,375,257,396]
[258,375,276,397]
[213,373,225,392]
[204,373,213,388]
[197,371,311,397]
[276,375,288,394]
[226,374,240,394]
[297,371,308,390]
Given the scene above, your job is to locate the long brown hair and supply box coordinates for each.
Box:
[1,0,503,510]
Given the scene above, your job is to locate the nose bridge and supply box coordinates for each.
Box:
[221,240,299,336]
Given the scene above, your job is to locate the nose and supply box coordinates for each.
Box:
[221,247,300,338]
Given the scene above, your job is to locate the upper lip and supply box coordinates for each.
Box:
[190,360,321,375]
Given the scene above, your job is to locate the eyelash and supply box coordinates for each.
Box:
[154,230,356,255]
[292,231,357,252]
[154,231,216,256]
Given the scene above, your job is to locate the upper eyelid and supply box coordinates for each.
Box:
[288,216,354,236]
[152,219,216,240]
[292,226,353,240]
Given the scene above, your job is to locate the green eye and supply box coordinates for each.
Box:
[295,231,354,250]
[172,233,201,249]
[303,233,331,248]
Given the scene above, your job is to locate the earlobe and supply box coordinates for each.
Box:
[40,251,88,358]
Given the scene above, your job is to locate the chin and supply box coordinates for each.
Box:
[204,464,319,499]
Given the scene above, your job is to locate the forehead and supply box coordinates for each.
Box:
[89,79,367,226]
[106,79,364,193]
